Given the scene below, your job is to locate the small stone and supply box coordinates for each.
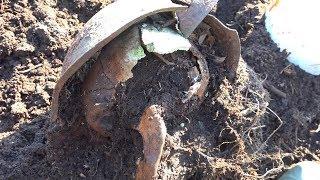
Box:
[34,4,56,20]
[46,75,57,82]
[44,0,58,7]
[52,59,63,66]
[42,91,51,105]
[18,33,27,39]
[11,102,28,115]
[13,4,24,12]
[0,31,17,57]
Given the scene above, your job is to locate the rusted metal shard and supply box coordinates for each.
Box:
[51,0,186,122]
[183,45,210,103]
[202,15,241,78]
[135,105,166,180]
[177,0,219,37]
[82,27,143,136]
[51,0,241,178]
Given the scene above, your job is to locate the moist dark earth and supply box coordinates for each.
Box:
[1,0,320,179]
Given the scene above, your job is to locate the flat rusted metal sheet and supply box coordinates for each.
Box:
[51,0,186,122]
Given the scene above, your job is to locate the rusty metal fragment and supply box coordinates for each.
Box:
[51,0,186,122]
[82,27,143,136]
[135,105,166,180]
[177,0,218,37]
[52,0,241,179]
[203,15,241,78]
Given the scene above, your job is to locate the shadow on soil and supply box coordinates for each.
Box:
[0,111,143,179]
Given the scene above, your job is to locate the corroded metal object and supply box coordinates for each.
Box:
[51,0,240,124]
[51,0,185,123]
[51,0,241,179]
[177,0,219,37]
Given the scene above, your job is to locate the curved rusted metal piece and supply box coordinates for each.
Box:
[135,105,166,180]
[51,0,241,178]
[81,27,143,137]
[51,0,186,123]
[51,0,240,126]
[203,15,241,78]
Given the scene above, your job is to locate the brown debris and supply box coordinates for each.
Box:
[82,27,142,136]
[135,105,166,180]
[153,52,175,65]
[177,0,218,37]
[188,45,210,101]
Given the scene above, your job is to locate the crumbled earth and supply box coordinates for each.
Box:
[1,0,320,179]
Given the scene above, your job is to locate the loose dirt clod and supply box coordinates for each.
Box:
[11,102,27,115]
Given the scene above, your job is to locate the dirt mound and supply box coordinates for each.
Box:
[1,0,319,179]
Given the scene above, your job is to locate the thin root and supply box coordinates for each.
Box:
[254,106,283,154]
[18,64,42,74]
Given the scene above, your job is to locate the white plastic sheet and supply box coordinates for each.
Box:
[265,0,320,75]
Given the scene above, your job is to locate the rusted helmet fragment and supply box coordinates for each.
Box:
[51,0,241,179]
[51,0,186,123]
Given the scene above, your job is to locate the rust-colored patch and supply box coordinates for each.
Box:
[82,27,142,136]
[135,105,166,180]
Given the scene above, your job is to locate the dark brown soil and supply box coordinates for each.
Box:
[1,0,320,179]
